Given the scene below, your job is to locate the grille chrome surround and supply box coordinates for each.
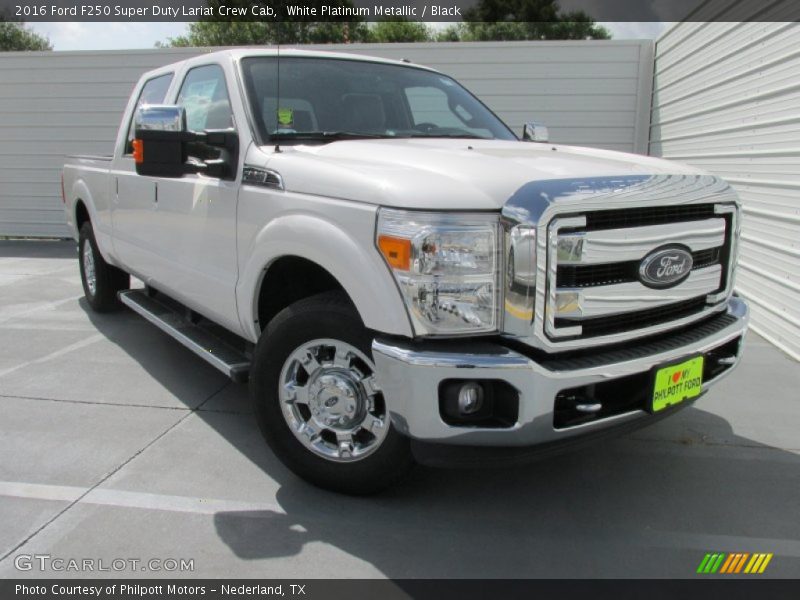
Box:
[501,174,740,351]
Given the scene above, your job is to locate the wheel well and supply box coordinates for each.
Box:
[256,256,348,331]
[75,200,90,230]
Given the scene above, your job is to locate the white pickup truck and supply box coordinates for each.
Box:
[63,49,748,494]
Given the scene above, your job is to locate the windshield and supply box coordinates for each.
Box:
[240,56,517,143]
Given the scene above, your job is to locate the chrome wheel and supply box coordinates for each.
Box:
[82,239,97,296]
[278,338,388,462]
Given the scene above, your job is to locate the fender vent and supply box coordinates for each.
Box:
[243,165,284,190]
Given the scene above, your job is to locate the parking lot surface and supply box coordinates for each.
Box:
[0,240,798,579]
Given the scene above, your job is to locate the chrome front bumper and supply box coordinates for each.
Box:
[372,296,749,448]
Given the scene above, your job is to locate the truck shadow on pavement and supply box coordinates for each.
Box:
[78,295,800,579]
[211,407,800,578]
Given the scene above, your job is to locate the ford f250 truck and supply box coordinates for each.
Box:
[63,49,749,494]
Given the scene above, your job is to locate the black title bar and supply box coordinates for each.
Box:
[5,579,800,600]
[1,0,799,23]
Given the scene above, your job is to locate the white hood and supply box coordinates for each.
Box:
[259,138,705,210]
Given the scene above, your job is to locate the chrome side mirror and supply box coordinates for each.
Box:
[135,104,187,133]
[133,105,238,180]
[522,122,549,143]
[133,105,189,178]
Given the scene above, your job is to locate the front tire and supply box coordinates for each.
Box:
[79,221,129,312]
[250,291,414,494]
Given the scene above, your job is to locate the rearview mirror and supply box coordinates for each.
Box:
[522,122,549,143]
[133,105,238,179]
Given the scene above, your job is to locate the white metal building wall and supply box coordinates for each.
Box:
[650,17,800,360]
[0,48,208,237]
[0,40,654,238]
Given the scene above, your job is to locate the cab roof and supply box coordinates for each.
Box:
[143,47,438,80]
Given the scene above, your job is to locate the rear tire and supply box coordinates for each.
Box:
[79,221,129,312]
[250,291,414,494]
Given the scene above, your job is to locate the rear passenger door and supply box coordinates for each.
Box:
[111,72,174,274]
[148,64,242,332]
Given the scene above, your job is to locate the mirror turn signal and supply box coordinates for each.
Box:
[132,139,144,164]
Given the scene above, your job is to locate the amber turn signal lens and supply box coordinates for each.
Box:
[378,235,411,271]
[132,139,144,164]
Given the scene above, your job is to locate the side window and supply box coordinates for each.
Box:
[176,64,234,132]
[125,73,173,154]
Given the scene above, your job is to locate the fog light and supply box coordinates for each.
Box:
[439,379,519,428]
[458,382,484,415]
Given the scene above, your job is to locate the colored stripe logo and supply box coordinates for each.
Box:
[697,552,773,574]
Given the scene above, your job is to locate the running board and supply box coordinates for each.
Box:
[118,290,250,383]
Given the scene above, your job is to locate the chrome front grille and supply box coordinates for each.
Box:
[501,174,741,351]
[545,203,736,342]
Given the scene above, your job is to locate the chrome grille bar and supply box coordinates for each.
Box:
[555,265,722,319]
[557,219,726,265]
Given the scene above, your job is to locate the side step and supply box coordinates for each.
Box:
[118,290,251,383]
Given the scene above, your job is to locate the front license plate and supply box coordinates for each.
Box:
[652,356,704,412]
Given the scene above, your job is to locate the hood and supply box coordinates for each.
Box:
[258,138,705,210]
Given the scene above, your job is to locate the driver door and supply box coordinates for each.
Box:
[147,63,241,332]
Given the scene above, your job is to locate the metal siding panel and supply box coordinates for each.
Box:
[651,12,800,361]
[632,41,655,154]
[652,92,800,142]
[0,42,651,242]
[655,25,799,106]
[463,78,640,95]
[0,48,205,69]
[0,67,178,84]
[0,97,130,112]
[0,48,209,239]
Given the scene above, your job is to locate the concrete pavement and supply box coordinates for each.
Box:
[0,240,798,578]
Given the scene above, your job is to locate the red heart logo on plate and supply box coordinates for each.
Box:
[672,372,681,383]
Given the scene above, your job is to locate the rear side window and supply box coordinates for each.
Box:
[125,73,173,154]
[176,64,234,132]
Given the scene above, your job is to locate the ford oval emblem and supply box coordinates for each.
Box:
[639,245,693,289]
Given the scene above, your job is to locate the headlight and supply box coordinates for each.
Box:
[376,208,501,336]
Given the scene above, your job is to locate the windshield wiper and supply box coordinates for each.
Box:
[403,133,489,140]
[270,131,390,141]
[269,131,490,143]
